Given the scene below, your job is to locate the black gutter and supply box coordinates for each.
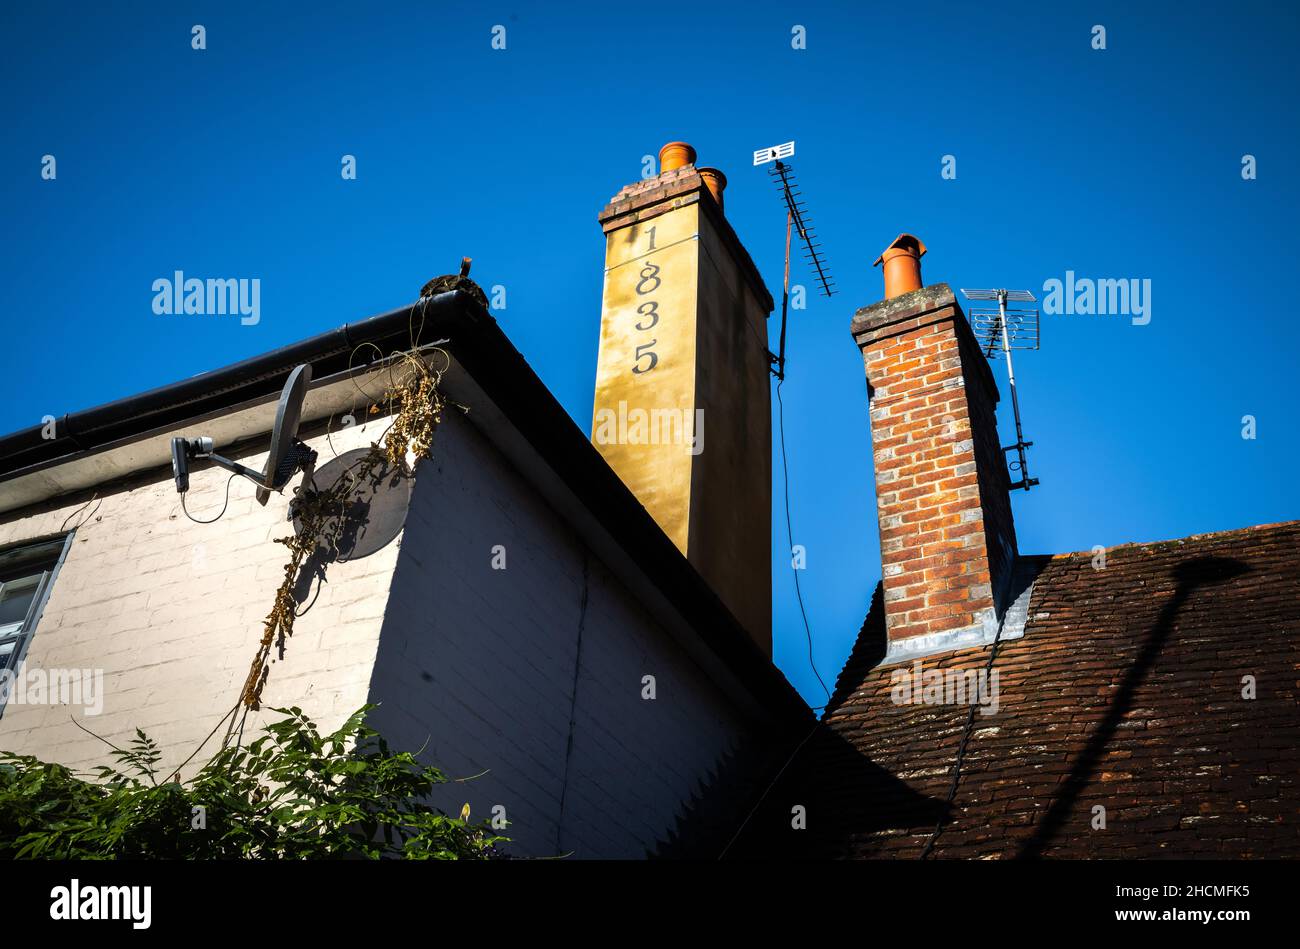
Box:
[0,293,475,481]
[0,291,812,724]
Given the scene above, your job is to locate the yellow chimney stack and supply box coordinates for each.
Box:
[591,143,774,653]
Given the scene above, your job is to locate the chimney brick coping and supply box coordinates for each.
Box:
[597,168,775,313]
[598,166,708,229]
[851,282,959,335]
[852,282,1000,406]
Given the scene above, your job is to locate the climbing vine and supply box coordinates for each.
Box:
[0,338,506,858]
[235,348,451,720]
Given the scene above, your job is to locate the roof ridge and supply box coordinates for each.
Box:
[1043,518,1300,560]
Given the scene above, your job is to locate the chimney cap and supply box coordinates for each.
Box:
[696,166,727,188]
[697,166,727,211]
[872,233,927,267]
[659,141,697,173]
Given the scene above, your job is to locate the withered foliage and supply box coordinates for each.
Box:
[238,353,448,713]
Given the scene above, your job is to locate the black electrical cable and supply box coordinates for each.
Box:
[716,377,834,860]
[918,617,1008,860]
[554,550,590,857]
[776,378,831,706]
[717,719,820,860]
[59,493,101,532]
[180,472,238,524]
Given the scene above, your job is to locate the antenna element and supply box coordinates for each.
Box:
[959,289,1041,491]
[754,141,836,379]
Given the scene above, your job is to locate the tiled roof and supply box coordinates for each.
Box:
[734,520,1300,859]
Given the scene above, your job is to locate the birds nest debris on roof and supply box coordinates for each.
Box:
[420,256,489,310]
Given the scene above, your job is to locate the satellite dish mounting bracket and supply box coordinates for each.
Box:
[170,363,317,504]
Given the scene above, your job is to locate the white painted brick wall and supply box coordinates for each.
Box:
[0,415,403,778]
[366,410,753,859]
[0,405,759,859]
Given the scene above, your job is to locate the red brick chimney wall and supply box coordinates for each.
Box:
[852,282,1018,661]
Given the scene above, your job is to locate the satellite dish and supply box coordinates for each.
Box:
[256,363,312,505]
[291,448,412,560]
[170,363,318,504]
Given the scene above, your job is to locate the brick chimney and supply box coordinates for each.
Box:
[591,143,775,654]
[853,236,1018,664]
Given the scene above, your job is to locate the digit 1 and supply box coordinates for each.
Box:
[647,226,656,252]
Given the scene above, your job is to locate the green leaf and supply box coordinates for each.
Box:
[0,706,505,860]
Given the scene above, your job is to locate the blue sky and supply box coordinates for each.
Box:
[3,2,1297,707]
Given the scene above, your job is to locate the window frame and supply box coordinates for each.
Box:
[0,533,74,716]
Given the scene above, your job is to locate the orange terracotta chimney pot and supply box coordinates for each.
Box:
[659,141,697,173]
[697,167,727,211]
[873,233,927,299]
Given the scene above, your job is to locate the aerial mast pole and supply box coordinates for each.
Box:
[753,142,835,380]
[960,287,1041,491]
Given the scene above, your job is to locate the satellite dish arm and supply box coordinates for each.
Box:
[172,436,275,491]
[200,441,317,491]
[169,363,316,499]
[201,449,276,490]
[171,436,317,498]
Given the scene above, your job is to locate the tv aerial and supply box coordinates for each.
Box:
[753,140,836,380]
[959,289,1040,491]
[171,363,318,508]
